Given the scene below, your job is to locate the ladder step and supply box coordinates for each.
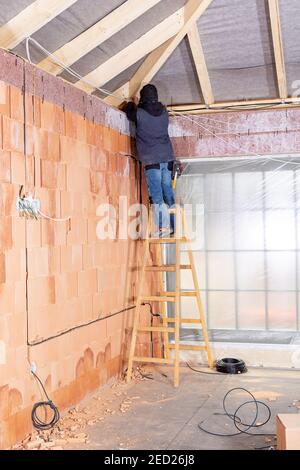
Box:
[149,237,188,244]
[166,318,202,324]
[161,291,197,297]
[141,296,176,303]
[169,344,207,351]
[133,357,174,364]
[137,326,175,333]
[145,264,191,272]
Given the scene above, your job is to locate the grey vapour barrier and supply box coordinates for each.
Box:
[1,0,300,105]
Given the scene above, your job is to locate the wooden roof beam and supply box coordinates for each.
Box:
[105,0,214,107]
[187,23,214,106]
[75,8,185,93]
[0,0,77,50]
[38,0,163,75]
[268,0,287,100]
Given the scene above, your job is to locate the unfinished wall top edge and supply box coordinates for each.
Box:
[0,48,130,136]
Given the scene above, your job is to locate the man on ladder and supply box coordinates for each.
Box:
[123,84,176,237]
[123,85,213,387]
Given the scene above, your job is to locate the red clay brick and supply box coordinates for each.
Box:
[40,101,65,134]
[0,81,10,117]
[60,245,83,272]
[0,183,16,216]
[4,248,26,282]
[65,111,87,141]
[0,252,5,284]
[67,217,87,246]
[78,268,98,297]
[10,86,24,122]
[11,152,25,184]
[25,219,41,248]
[55,272,78,302]
[0,282,14,313]
[2,116,24,153]
[27,276,56,308]
[67,165,89,192]
[41,160,66,189]
[0,151,10,183]
[41,218,67,246]
[27,246,49,278]
[0,216,12,251]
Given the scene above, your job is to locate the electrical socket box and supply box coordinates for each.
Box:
[17,195,40,218]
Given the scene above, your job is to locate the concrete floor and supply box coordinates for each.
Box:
[65,366,300,450]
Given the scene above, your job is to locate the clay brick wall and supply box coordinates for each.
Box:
[0,49,159,449]
[170,108,300,158]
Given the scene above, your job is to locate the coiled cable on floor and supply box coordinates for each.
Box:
[31,371,60,431]
[198,387,275,438]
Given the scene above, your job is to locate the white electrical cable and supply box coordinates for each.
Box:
[170,110,300,167]
[25,37,128,101]
[38,209,70,223]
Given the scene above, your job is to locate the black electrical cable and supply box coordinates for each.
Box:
[198,387,275,438]
[216,357,247,374]
[142,302,161,318]
[31,371,60,431]
[186,362,225,375]
[27,305,136,347]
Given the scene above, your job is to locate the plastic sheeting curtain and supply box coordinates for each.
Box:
[174,156,300,333]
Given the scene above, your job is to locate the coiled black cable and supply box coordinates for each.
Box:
[31,371,60,431]
[198,387,275,437]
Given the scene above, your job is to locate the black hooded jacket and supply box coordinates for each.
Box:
[124,85,174,165]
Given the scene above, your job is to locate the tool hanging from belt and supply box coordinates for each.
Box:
[172,161,183,189]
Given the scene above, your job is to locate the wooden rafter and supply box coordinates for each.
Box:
[187,23,214,105]
[0,0,77,50]
[105,0,213,106]
[38,0,163,75]
[268,0,287,99]
[168,97,300,114]
[75,9,185,93]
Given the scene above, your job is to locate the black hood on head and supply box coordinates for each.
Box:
[138,84,165,116]
[140,84,158,103]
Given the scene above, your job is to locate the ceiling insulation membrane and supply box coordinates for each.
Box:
[1,0,300,105]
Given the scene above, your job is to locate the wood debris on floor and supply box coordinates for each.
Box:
[12,366,151,451]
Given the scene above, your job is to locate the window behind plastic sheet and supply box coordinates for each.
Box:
[174,156,300,334]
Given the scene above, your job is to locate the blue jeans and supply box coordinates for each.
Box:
[144,162,175,231]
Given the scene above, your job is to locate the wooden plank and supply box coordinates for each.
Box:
[106,0,213,105]
[38,0,163,75]
[126,227,150,384]
[133,357,174,364]
[182,211,214,367]
[75,8,185,93]
[141,296,176,303]
[187,23,214,105]
[161,291,197,297]
[0,0,77,49]
[166,318,202,324]
[137,326,176,333]
[149,237,188,244]
[145,264,191,272]
[174,205,181,387]
[268,0,287,99]
[167,98,300,115]
[169,344,207,351]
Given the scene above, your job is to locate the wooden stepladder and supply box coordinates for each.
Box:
[126,205,214,387]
